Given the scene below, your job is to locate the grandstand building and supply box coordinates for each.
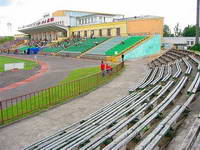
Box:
[18,10,164,41]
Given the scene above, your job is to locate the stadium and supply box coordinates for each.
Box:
[0,6,200,150]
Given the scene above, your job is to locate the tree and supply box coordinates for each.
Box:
[182,25,196,37]
[163,25,171,37]
[174,23,182,37]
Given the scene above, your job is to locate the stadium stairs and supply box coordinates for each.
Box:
[23,50,200,150]
[80,36,129,59]
[12,40,26,49]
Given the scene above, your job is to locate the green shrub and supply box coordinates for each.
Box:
[0,36,14,44]
[190,43,200,52]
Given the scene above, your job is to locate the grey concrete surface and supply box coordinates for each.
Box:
[0,57,149,150]
[0,54,99,100]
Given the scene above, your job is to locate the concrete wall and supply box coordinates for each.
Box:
[125,35,161,60]
[127,18,164,36]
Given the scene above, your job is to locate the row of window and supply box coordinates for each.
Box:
[78,16,106,25]
[72,28,121,37]
[55,21,64,25]
[187,41,194,46]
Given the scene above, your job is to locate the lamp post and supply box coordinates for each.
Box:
[196,0,200,44]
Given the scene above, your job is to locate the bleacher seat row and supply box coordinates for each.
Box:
[24,50,200,150]
[180,114,200,150]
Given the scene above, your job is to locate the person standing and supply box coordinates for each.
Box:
[100,61,105,77]
[106,63,109,74]
[121,54,124,62]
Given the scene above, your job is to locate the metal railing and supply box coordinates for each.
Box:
[0,62,124,125]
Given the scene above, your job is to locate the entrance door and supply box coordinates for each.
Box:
[107,29,111,36]
[99,29,102,37]
[84,31,87,38]
[116,28,120,36]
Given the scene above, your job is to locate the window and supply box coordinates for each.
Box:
[79,20,81,25]
[99,29,102,36]
[99,17,102,23]
[191,41,194,45]
[107,29,111,36]
[85,18,87,24]
[187,41,190,45]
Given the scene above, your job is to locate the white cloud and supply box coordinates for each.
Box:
[0,0,197,36]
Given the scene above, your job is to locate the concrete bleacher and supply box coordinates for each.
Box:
[62,37,108,53]
[180,114,200,150]
[87,36,129,55]
[23,49,200,150]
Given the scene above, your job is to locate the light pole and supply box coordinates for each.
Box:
[196,0,200,44]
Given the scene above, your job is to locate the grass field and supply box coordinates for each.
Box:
[59,66,100,84]
[0,56,38,72]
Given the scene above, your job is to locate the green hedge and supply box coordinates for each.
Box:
[190,43,200,52]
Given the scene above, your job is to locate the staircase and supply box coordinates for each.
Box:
[82,36,129,56]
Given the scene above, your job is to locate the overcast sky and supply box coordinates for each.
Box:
[0,0,197,36]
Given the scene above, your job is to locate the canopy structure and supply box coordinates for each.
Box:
[18,23,68,34]
[18,23,68,41]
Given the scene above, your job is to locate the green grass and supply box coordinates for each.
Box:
[59,66,100,84]
[0,63,124,125]
[0,56,38,72]
[0,36,14,44]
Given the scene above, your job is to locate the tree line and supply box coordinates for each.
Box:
[164,24,196,37]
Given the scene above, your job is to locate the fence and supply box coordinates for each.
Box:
[0,62,124,125]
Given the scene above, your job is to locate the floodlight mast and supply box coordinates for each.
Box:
[196,0,200,44]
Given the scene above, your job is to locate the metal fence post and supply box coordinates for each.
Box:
[0,101,4,124]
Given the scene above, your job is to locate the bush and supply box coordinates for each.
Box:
[0,36,14,44]
[190,43,200,52]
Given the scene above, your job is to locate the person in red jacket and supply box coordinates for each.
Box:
[100,61,105,76]
[106,63,112,74]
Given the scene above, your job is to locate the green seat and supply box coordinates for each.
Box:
[63,37,108,53]
[105,36,146,56]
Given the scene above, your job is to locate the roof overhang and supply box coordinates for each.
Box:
[18,24,68,34]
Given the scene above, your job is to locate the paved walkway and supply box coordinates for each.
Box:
[0,55,99,100]
[0,57,149,150]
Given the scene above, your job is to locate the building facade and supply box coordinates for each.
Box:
[18,10,164,41]
[162,37,195,50]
